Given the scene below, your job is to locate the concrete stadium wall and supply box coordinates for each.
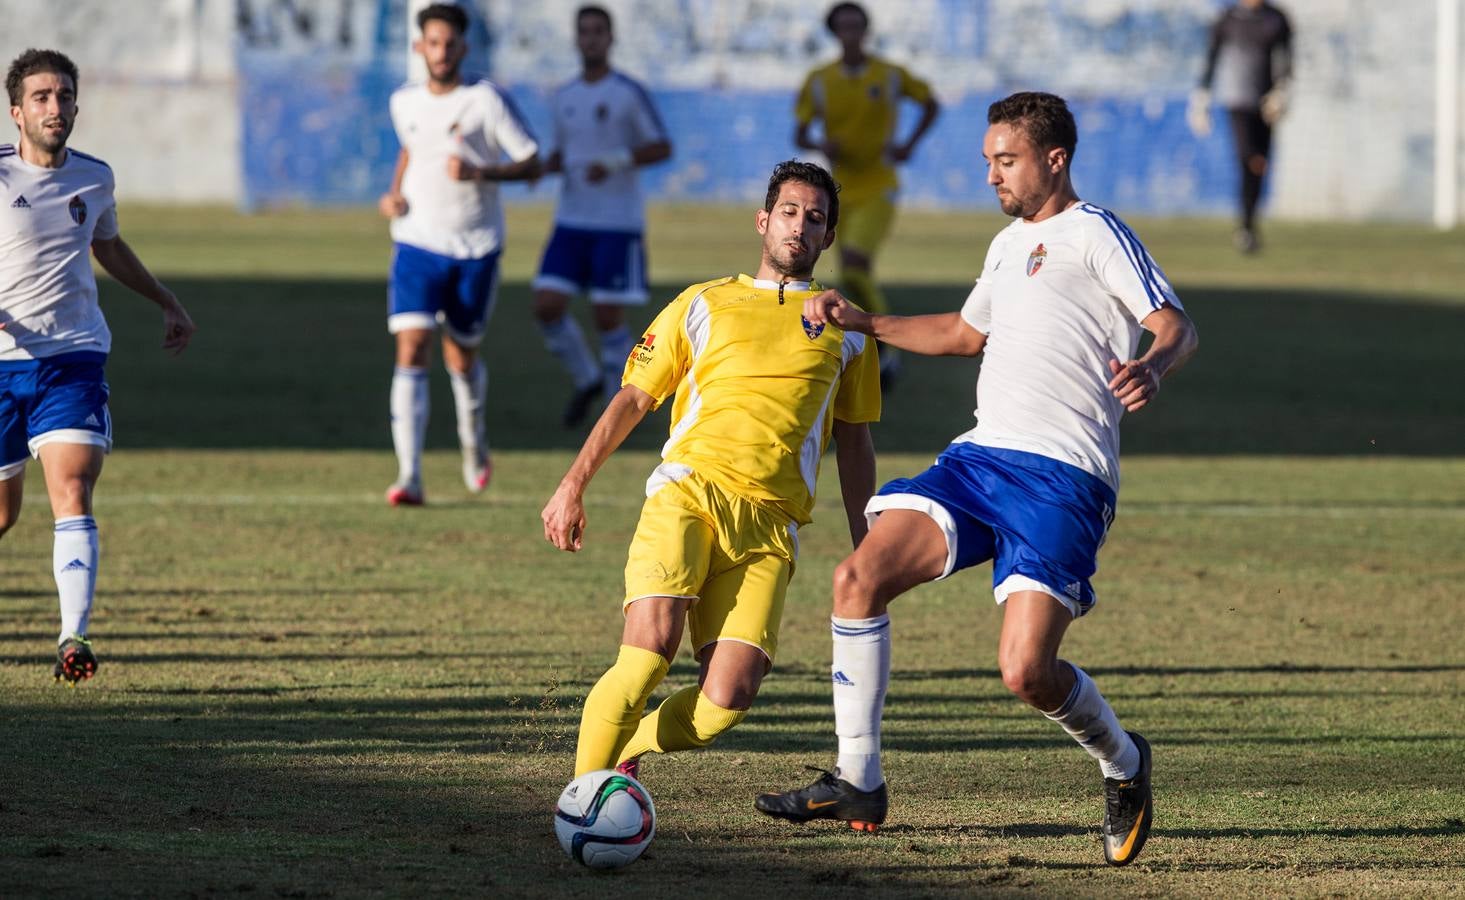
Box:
[1,0,1459,222]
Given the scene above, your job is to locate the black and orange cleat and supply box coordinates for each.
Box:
[1103,731,1153,867]
[54,635,98,686]
[754,767,887,833]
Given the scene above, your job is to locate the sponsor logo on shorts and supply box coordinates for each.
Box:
[1063,582,1082,600]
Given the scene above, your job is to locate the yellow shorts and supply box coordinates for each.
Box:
[836,194,897,257]
[624,465,797,664]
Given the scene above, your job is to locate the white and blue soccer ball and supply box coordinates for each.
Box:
[554,769,656,869]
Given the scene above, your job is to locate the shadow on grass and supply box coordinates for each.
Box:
[101,279,1465,455]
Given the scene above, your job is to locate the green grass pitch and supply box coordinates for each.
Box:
[0,203,1462,897]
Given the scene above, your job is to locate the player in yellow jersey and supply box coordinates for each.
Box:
[795,1,939,388]
[542,160,881,782]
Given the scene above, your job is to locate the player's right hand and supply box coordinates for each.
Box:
[378,192,408,218]
[1186,89,1212,137]
[803,289,871,333]
[542,486,588,552]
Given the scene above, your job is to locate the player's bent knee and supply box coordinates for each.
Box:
[831,558,889,618]
[998,654,1064,707]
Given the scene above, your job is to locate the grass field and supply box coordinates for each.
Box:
[1,203,1462,898]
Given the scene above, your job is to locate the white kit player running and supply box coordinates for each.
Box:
[532,4,672,428]
[1,49,196,684]
[755,92,1199,868]
[378,3,540,505]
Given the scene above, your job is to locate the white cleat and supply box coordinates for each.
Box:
[463,449,492,493]
[385,480,425,507]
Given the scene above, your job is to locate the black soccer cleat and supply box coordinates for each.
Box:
[562,378,606,428]
[1102,731,1153,866]
[754,767,887,833]
[54,635,99,686]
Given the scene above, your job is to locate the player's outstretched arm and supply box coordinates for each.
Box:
[803,291,986,358]
[832,419,876,548]
[90,235,195,355]
[542,384,657,552]
[1108,304,1199,413]
[448,153,543,183]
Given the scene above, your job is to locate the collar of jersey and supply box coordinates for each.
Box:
[740,274,815,292]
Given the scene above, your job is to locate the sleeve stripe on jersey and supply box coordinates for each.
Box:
[482,80,539,143]
[1109,213,1170,308]
[1079,205,1163,310]
[614,73,668,139]
[0,143,14,156]
[67,148,112,169]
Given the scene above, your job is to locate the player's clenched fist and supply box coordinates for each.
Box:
[803,289,871,333]
[542,486,587,552]
[378,192,407,218]
[1107,358,1160,413]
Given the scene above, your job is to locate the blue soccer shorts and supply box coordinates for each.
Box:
[532,225,648,305]
[0,351,112,480]
[865,442,1116,617]
[388,243,501,346]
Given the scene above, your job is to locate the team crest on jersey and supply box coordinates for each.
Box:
[867,84,882,100]
[801,316,825,340]
[1026,243,1047,277]
[68,195,87,226]
[595,104,609,122]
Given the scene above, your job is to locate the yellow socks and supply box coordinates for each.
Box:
[575,645,669,776]
[617,685,747,762]
[841,266,889,316]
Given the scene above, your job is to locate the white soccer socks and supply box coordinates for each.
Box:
[831,614,891,791]
[598,325,633,397]
[538,316,601,391]
[449,360,491,491]
[1043,663,1141,781]
[390,366,428,485]
[54,515,98,641]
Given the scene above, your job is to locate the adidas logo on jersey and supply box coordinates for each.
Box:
[10,194,30,209]
[61,558,91,573]
[832,670,856,687]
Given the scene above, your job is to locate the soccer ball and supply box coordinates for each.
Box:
[554,769,656,869]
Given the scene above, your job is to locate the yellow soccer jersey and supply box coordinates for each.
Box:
[795,57,934,206]
[623,274,881,526]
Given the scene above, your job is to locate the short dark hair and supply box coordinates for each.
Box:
[577,4,613,31]
[764,159,840,230]
[825,2,869,33]
[987,91,1078,159]
[6,48,79,107]
[416,2,468,35]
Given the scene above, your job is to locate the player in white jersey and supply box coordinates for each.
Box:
[378,3,541,505]
[1,49,196,684]
[756,92,1199,867]
[531,4,672,427]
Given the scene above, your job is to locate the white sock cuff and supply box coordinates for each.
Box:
[393,366,427,378]
[831,614,890,640]
[1047,662,1088,717]
[54,515,97,532]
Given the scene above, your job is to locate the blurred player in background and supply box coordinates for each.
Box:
[542,160,879,783]
[1188,0,1293,254]
[795,1,939,388]
[2,49,196,684]
[533,4,672,428]
[378,3,540,505]
[756,93,1198,868]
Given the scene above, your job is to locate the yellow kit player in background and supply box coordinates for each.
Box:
[542,160,880,780]
[795,1,939,387]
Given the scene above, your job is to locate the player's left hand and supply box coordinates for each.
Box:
[585,162,609,183]
[1108,358,1160,412]
[446,156,479,181]
[161,297,196,355]
[542,486,588,552]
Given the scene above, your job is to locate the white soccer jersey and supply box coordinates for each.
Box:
[0,145,117,361]
[956,202,1183,490]
[549,71,667,232]
[389,78,539,259]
